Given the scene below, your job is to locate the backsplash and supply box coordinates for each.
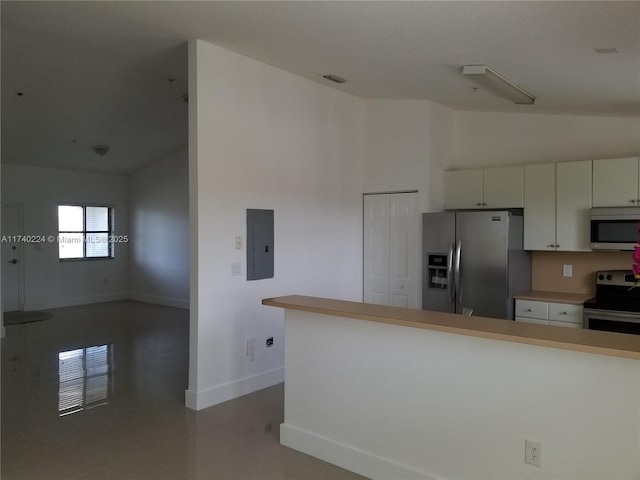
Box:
[531,251,632,295]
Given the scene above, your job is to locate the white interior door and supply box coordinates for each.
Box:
[2,205,24,312]
[389,193,419,308]
[364,192,419,308]
[363,195,390,305]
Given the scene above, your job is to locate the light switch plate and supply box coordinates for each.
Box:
[232,263,241,276]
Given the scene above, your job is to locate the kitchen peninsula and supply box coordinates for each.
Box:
[264,295,640,480]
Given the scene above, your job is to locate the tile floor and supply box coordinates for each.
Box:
[1,300,366,480]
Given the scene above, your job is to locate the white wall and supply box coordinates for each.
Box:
[129,150,189,309]
[426,102,456,212]
[363,106,640,211]
[187,40,364,410]
[1,164,129,310]
[362,99,456,213]
[363,100,431,197]
[452,111,640,168]
[282,310,640,480]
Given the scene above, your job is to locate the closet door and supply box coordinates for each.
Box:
[364,193,419,308]
[389,193,419,308]
[363,195,390,305]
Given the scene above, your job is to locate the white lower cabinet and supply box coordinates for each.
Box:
[515,299,548,320]
[515,316,549,326]
[515,299,583,328]
[548,302,582,325]
[548,320,582,329]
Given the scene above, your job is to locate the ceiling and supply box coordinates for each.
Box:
[2,1,639,175]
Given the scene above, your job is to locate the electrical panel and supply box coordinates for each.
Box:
[246,209,274,281]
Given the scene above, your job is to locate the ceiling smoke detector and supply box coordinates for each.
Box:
[93,145,110,156]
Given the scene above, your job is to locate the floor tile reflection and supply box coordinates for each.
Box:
[2,300,366,480]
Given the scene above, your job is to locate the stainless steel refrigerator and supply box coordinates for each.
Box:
[422,210,531,320]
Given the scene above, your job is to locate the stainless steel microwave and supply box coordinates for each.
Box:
[590,207,640,251]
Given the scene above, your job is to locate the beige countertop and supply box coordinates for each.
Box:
[263,295,640,360]
[513,291,593,304]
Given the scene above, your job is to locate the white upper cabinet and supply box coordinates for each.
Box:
[524,160,592,252]
[444,157,634,252]
[592,157,640,207]
[556,160,592,251]
[524,163,556,251]
[483,166,524,209]
[444,170,483,209]
[444,166,524,210]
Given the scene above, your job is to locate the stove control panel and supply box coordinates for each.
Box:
[595,270,635,286]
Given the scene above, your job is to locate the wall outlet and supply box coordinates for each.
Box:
[562,264,572,278]
[266,337,274,347]
[524,439,541,467]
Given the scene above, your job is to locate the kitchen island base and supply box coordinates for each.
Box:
[267,297,640,480]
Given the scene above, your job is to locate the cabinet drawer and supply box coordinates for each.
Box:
[515,300,548,320]
[549,320,582,329]
[548,303,582,324]
[515,316,548,326]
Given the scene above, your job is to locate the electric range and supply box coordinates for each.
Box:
[583,270,640,335]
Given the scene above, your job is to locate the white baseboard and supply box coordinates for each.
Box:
[24,292,130,311]
[129,292,189,309]
[185,366,284,411]
[280,424,440,480]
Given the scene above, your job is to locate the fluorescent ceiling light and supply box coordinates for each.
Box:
[462,65,535,105]
[322,74,347,84]
[594,48,618,54]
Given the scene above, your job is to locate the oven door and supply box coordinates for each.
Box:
[583,308,640,335]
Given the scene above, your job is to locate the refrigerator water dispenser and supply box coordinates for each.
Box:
[427,254,448,290]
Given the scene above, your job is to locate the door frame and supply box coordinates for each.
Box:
[2,203,26,312]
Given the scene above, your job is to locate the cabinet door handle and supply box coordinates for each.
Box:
[560,311,567,315]
[476,202,483,206]
[547,244,555,248]
[631,200,637,204]
[525,308,532,312]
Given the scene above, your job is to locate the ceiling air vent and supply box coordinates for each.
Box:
[322,74,346,84]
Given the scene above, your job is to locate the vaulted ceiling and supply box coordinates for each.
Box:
[2,1,639,174]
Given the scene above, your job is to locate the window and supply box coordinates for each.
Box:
[58,205,114,259]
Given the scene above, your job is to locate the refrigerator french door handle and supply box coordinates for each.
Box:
[454,240,462,305]
[447,242,455,305]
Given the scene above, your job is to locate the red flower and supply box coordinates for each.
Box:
[634,228,640,280]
